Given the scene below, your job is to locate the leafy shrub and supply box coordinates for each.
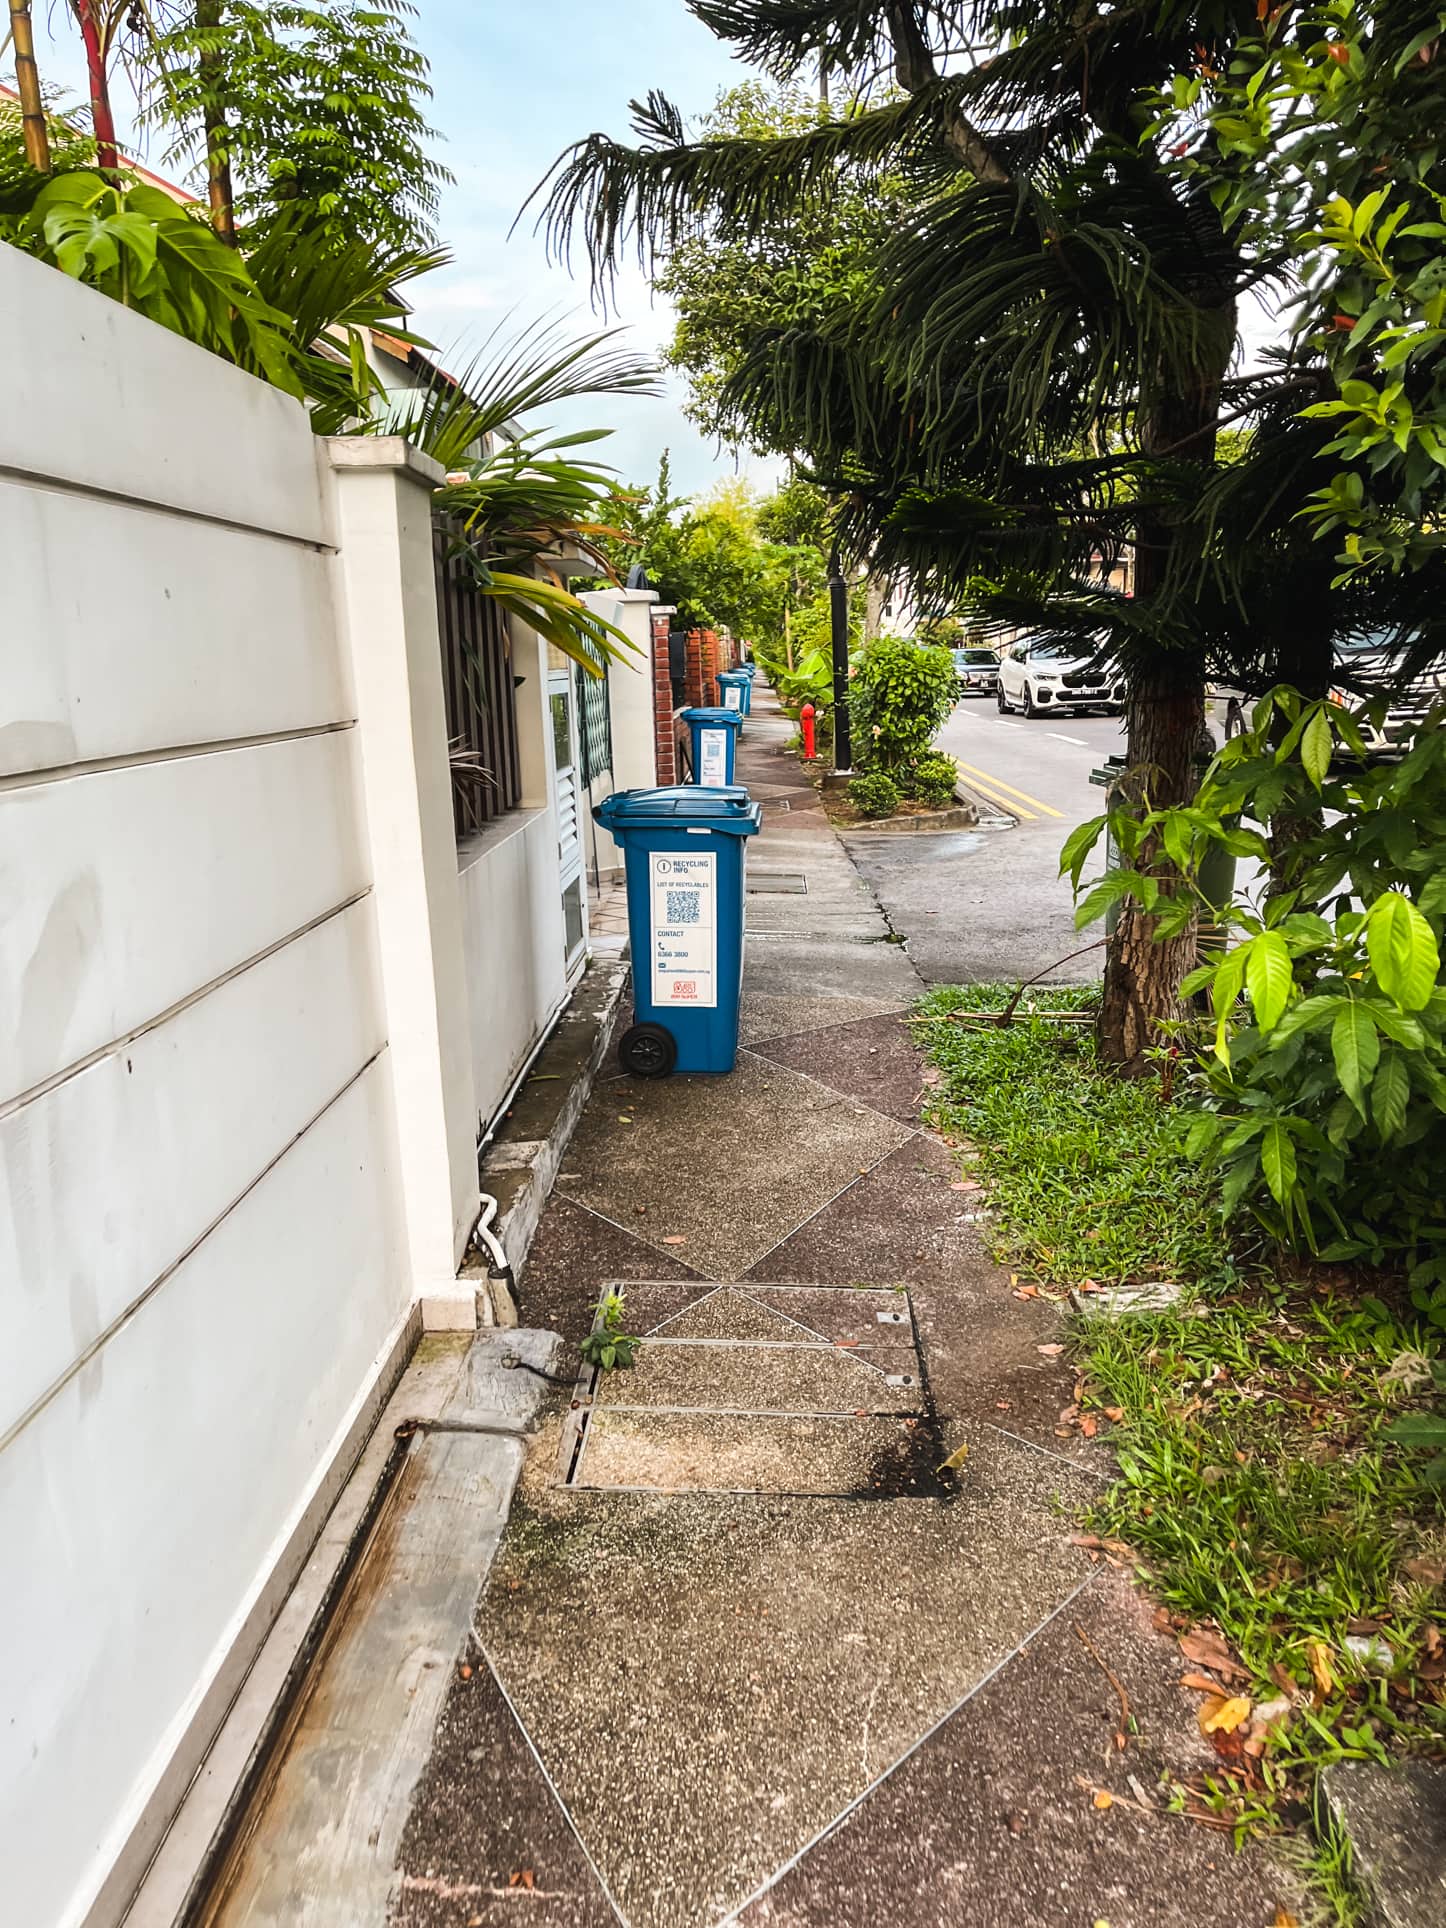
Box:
[901,751,959,806]
[848,772,900,818]
[1065,687,1446,1320]
[848,636,956,776]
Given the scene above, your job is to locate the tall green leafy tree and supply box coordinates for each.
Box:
[654,79,903,453]
[1154,1,1446,580]
[535,2,1279,1064]
[136,0,450,248]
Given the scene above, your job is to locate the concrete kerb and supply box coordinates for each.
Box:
[472,956,630,1318]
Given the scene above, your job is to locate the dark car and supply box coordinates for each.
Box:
[951,645,1001,697]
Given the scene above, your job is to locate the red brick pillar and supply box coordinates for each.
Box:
[650,608,677,785]
[685,627,706,710]
[702,629,720,708]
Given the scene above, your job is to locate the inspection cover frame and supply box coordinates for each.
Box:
[559,1282,948,1499]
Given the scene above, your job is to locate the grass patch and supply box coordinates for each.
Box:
[914,982,1233,1293]
[915,983,1446,1861]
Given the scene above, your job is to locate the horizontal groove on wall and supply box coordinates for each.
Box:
[0,889,373,1122]
[0,462,336,553]
[0,721,357,794]
[0,1046,389,1459]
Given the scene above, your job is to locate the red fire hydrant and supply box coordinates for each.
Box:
[800,701,818,761]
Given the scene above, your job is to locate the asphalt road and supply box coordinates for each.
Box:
[842,697,1125,988]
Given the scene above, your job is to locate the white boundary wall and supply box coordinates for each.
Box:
[0,247,491,1925]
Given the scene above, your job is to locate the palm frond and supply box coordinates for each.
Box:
[382,316,660,470]
[530,76,1002,296]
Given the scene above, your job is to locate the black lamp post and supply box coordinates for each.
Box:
[828,541,852,774]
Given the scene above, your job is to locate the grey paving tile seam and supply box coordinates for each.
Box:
[735,1001,910,1048]
[731,1126,932,1282]
[718,1569,1105,1926]
[981,1419,1115,1482]
[556,1136,924,1285]
[469,1640,630,1927]
[734,1044,923,1127]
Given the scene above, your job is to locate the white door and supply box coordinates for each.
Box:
[549,668,586,966]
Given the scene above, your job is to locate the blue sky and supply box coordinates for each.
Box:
[28,1,773,497]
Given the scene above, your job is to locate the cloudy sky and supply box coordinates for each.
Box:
[29,1,773,497]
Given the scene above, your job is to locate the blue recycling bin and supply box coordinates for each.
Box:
[594,786,763,1076]
[717,669,751,718]
[738,660,758,680]
[681,706,743,787]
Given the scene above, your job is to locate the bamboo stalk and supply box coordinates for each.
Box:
[8,0,51,171]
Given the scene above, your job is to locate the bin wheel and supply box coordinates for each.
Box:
[619,1022,678,1078]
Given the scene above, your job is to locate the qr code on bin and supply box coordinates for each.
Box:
[665,889,701,924]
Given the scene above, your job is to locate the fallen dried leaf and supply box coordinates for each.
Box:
[1013,1284,1039,1300]
[1199,1695,1252,1736]
[661,1235,688,1246]
[1037,1343,1065,1358]
[1104,1406,1125,1423]
[458,1663,472,1680]
[1307,1639,1335,1696]
[1275,1912,1300,1928]
[1092,1789,1113,1810]
[1179,1628,1248,1681]
[938,1443,970,1473]
[1080,1415,1099,1439]
[1404,1554,1446,1587]
[1179,1672,1223,1694]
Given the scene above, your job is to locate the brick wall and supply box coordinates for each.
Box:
[650,608,677,785]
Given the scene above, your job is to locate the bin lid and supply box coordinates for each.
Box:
[717,670,748,682]
[595,786,762,836]
[680,706,743,728]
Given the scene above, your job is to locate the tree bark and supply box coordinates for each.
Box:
[8,0,50,171]
[1098,655,1206,1071]
[195,0,236,241]
[1097,307,1233,1070]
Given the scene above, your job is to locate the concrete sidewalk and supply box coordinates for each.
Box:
[378,687,1299,1928]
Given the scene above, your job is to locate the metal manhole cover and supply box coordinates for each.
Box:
[559,1283,948,1498]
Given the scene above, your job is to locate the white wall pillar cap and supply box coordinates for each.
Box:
[325,435,446,488]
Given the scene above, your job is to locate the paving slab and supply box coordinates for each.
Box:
[748,1011,928,1123]
[742,1285,916,1348]
[591,1340,922,1417]
[556,1053,913,1281]
[743,1134,992,1291]
[482,1427,1097,1928]
[1324,1761,1446,1928]
[742,933,923,1007]
[517,1198,707,1344]
[738,991,909,1047]
[645,1285,830,1343]
[573,1409,936,1495]
[390,1638,617,1928]
[737,1568,1305,1928]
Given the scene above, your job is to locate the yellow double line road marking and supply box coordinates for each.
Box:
[954,761,1065,822]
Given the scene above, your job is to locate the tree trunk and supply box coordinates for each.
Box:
[195,0,236,241]
[1097,309,1233,1070]
[1098,656,1206,1071]
[72,0,120,171]
[8,0,50,171]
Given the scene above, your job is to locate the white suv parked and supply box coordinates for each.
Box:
[997,639,1126,717]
